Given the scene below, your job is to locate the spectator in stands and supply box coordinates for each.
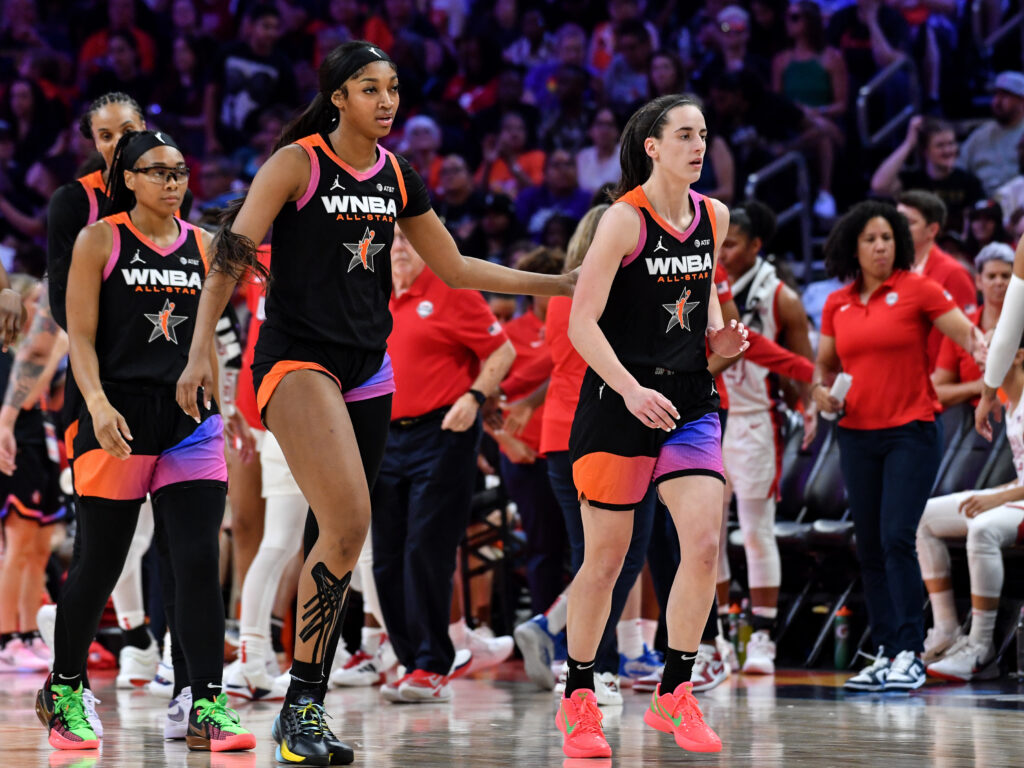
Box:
[917,314,1024,682]
[749,0,788,60]
[693,5,771,92]
[1,78,59,183]
[872,117,985,236]
[204,3,297,154]
[443,34,502,115]
[399,115,444,194]
[896,190,978,369]
[965,199,1013,260]
[826,0,910,102]
[474,65,541,146]
[540,64,593,153]
[815,201,982,692]
[576,108,621,194]
[772,2,847,122]
[959,71,1024,197]
[84,30,155,106]
[707,71,835,217]
[504,8,555,67]
[604,19,652,116]
[516,149,591,240]
[195,155,240,215]
[994,134,1024,230]
[78,0,158,79]
[932,243,1013,408]
[492,247,567,614]
[373,224,515,703]
[648,49,688,99]
[540,214,578,251]
[524,23,590,114]
[589,0,659,75]
[0,0,51,59]
[476,110,545,198]
[435,154,486,244]
[153,34,209,155]
[0,154,74,244]
[463,192,525,264]
[233,106,288,183]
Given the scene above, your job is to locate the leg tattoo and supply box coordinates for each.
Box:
[298,563,351,664]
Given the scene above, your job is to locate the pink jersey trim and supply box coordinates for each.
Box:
[295,140,320,211]
[637,187,703,243]
[314,135,388,181]
[621,206,647,268]
[102,222,121,281]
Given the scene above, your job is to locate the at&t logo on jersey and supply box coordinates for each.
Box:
[121,267,201,294]
[645,252,714,283]
[321,194,397,221]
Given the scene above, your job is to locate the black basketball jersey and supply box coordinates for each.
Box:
[599,186,719,373]
[47,172,194,332]
[265,133,431,350]
[94,212,207,385]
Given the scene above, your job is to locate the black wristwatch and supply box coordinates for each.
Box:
[468,388,487,406]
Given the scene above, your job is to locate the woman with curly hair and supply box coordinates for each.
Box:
[813,201,982,693]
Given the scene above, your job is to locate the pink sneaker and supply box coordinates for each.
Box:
[556,689,611,758]
[644,681,722,752]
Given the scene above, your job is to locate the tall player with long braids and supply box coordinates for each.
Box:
[36,130,254,753]
[175,41,574,766]
[559,95,747,758]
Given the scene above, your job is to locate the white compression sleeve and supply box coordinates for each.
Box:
[984,274,1024,389]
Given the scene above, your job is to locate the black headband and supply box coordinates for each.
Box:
[334,44,395,89]
[124,131,180,168]
[647,97,694,138]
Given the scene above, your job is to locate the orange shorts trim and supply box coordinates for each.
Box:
[255,360,342,418]
[572,452,656,511]
[64,419,79,461]
[73,450,155,501]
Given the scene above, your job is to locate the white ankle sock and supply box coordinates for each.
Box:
[362,626,385,655]
[929,589,959,634]
[968,608,997,650]
[616,619,645,659]
[545,594,568,634]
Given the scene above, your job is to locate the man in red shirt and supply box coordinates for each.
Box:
[371,226,515,704]
[897,190,978,370]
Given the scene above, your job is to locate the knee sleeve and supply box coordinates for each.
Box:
[111,499,155,630]
[966,522,1010,599]
[736,497,780,589]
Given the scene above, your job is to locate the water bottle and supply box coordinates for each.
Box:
[727,603,741,658]
[738,598,752,666]
[834,605,852,670]
[1016,605,1024,678]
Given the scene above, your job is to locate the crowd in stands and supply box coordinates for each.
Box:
[3,0,1024,700]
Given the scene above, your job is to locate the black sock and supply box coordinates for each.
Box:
[0,632,16,649]
[751,614,776,635]
[52,671,83,690]
[123,625,152,650]
[287,659,323,704]
[564,655,595,697]
[270,616,285,653]
[661,647,698,693]
[192,680,223,702]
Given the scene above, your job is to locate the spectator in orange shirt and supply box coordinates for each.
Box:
[476,110,546,198]
[77,0,157,78]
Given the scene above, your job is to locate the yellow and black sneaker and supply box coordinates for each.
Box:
[273,696,331,766]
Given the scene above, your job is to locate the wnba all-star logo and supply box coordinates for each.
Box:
[144,299,187,343]
[344,227,385,272]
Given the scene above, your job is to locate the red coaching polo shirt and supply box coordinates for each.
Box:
[500,309,554,453]
[918,245,977,370]
[540,296,587,456]
[935,307,983,404]
[821,269,955,430]
[389,269,508,420]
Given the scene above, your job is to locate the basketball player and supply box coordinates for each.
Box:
[36,130,253,752]
[174,41,574,766]
[560,95,747,758]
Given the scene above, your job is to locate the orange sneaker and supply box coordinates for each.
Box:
[555,689,611,758]
[643,681,722,753]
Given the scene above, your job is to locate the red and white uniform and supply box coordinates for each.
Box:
[722,258,785,499]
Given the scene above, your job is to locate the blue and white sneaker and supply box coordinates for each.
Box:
[843,648,890,692]
[619,644,664,684]
[514,615,562,690]
[164,685,191,739]
[885,650,926,691]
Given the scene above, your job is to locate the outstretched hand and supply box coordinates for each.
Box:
[707,319,749,358]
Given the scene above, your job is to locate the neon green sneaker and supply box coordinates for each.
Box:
[36,681,99,750]
[186,693,256,752]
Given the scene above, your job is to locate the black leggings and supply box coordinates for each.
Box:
[301,394,391,697]
[53,483,226,695]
